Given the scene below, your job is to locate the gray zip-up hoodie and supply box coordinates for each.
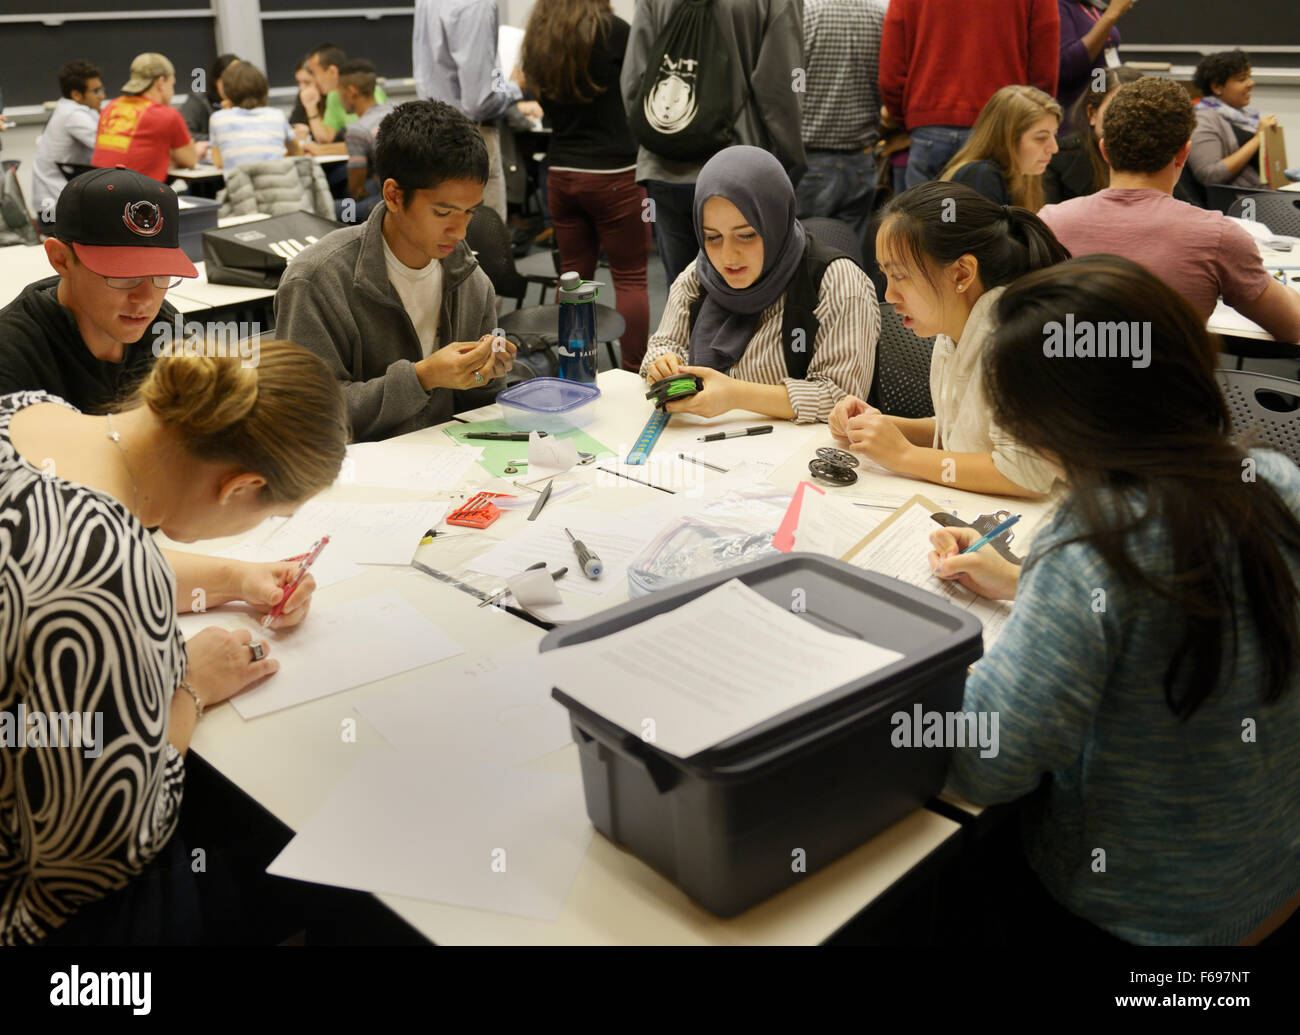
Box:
[620,0,807,186]
[274,201,501,442]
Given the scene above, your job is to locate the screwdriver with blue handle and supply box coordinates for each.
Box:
[565,528,602,579]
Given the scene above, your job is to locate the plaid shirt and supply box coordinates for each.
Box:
[801,0,887,151]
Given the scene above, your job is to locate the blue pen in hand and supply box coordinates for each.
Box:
[960,514,1020,555]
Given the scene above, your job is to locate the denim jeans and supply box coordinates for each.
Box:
[644,180,698,289]
[904,126,973,189]
[795,149,876,256]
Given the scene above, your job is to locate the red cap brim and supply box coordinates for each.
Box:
[72,242,198,280]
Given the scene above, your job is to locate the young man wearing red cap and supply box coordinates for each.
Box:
[0,166,197,412]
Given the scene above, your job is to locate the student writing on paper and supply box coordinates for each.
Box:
[829,182,1066,498]
[639,145,880,424]
[927,257,1300,946]
[1187,49,1274,191]
[0,343,348,945]
[940,86,1062,211]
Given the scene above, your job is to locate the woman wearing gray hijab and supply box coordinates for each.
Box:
[640,146,879,423]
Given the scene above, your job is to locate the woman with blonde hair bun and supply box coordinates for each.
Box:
[0,340,347,945]
[941,85,1063,212]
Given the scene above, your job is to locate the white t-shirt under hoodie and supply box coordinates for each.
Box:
[382,237,443,358]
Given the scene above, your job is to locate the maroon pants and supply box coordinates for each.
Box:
[547,168,651,372]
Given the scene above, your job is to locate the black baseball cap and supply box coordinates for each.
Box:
[54,166,198,279]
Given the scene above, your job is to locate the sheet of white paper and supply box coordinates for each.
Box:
[844,501,1013,646]
[355,641,573,767]
[528,432,579,478]
[544,579,904,758]
[501,566,582,622]
[793,488,885,558]
[497,24,525,82]
[465,517,655,596]
[175,604,260,641]
[260,500,448,567]
[341,440,482,491]
[267,752,590,921]
[215,535,365,589]
[229,590,463,718]
[657,413,816,472]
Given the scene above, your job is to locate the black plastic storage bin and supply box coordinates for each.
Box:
[541,552,984,918]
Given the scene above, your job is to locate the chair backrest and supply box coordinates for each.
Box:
[868,301,936,419]
[1216,368,1300,466]
[465,205,527,301]
[1207,182,1275,215]
[1176,163,1208,208]
[800,217,863,265]
[1227,192,1300,237]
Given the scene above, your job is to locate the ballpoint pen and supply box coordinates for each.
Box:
[698,425,774,442]
[263,535,329,627]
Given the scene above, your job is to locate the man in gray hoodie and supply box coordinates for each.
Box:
[621,0,806,288]
[276,99,516,441]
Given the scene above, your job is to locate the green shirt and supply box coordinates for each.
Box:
[322,84,388,134]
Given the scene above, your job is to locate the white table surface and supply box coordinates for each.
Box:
[1206,243,1298,345]
[168,153,347,181]
[166,369,1055,944]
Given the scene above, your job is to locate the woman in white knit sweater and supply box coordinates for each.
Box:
[830,181,1068,497]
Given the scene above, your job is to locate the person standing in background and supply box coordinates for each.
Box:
[413,0,544,222]
[621,0,806,288]
[31,60,105,221]
[880,0,1060,189]
[520,0,650,372]
[797,0,888,255]
[1056,0,1132,116]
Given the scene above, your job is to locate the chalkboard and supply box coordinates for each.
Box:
[264,16,415,86]
[1117,0,1293,51]
[0,20,218,108]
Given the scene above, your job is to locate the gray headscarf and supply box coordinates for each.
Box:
[688,146,806,373]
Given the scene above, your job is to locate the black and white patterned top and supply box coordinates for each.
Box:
[801,0,888,151]
[0,391,186,945]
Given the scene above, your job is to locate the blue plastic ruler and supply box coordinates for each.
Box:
[626,410,671,465]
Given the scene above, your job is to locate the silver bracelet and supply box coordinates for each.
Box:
[178,679,204,722]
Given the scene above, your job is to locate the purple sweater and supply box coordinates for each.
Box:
[1057,0,1121,117]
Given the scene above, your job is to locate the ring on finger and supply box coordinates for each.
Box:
[248,640,266,662]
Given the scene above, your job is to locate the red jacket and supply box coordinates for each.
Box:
[880,0,1060,130]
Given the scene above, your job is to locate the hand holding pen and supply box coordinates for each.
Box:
[926,526,1021,601]
[262,536,330,628]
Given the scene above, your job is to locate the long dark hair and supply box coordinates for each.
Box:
[876,181,1070,289]
[521,0,612,103]
[208,52,239,105]
[985,255,1300,718]
[1067,66,1143,193]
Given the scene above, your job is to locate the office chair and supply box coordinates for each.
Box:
[1215,367,1300,466]
[465,206,558,311]
[867,302,936,419]
[1227,193,1300,237]
[800,216,864,265]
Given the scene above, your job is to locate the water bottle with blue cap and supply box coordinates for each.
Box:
[557,271,599,383]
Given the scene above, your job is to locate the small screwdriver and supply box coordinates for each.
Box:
[565,528,603,579]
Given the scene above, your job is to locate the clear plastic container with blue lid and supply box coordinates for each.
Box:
[497,376,602,433]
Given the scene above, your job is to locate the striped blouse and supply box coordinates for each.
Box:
[639,258,880,423]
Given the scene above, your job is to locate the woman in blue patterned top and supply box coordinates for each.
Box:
[0,341,347,944]
[927,255,1300,944]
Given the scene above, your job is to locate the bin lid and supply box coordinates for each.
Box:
[543,553,984,775]
[498,376,601,414]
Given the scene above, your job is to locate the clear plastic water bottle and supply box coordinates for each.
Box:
[557,271,599,383]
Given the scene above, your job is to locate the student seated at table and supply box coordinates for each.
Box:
[30,60,105,222]
[207,60,301,171]
[336,59,394,223]
[1039,76,1300,344]
[829,181,1066,498]
[1187,49,1275,191]
[300,43,389,153]
[90,52,198,181]
[0,342,347,945]
[639,145,879,424]
[940,86,1062,211]
[927,255,1300,946]
[276,100,516,442]
[179,52,239,142]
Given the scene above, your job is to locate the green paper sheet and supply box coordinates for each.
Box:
[444,419,616,478]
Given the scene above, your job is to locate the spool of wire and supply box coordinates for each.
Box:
[809,446,860,486]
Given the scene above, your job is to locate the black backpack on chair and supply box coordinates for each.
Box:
[628,0,736,162]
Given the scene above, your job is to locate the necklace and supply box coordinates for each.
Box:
[105,413,142,517]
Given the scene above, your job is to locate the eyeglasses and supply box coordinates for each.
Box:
[103,275,184,290]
